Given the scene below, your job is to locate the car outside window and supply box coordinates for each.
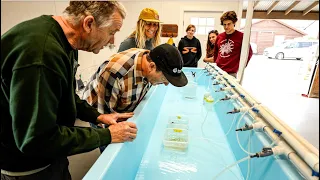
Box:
[298,42,313,48]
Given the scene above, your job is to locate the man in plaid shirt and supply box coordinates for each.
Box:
[82,44,188,152]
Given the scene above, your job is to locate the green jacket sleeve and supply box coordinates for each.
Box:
[10,66,111,157]
[75,93,101,124]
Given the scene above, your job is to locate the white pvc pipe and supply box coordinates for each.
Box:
[257,106,319,173]
[227,89,317,179]
[210,65,319,174]
[229,81,320,173]
[262,106,319,157]
[230,83,317,156]
[264,127,318,180]
[228,91,318,179]
[221,67,319,158]
[237,0,254,85]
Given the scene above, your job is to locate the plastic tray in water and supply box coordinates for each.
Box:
[185,72,195,82]
[182,81,197,99]
[163,128,189,150]
[168,115,189,126]
[167,123,189,130]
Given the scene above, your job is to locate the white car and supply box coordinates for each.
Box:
[263,40,319,60]
[250,42,257,54]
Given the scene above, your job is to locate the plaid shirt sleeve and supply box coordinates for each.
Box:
[82,71,121,115]
[96,70,121,114]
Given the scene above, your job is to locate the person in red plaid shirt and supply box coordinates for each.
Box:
[82,44,188,152]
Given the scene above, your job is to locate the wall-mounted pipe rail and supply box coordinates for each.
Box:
[205,64,319,179]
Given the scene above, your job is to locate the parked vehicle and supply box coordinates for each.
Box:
[250,42,257,54]
[263,40,319,60]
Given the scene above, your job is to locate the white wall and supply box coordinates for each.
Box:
[1,1,240,81]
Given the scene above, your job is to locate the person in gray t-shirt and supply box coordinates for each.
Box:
[118,8,162,52]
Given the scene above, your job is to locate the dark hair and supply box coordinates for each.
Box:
[186,24,196,32]
[146,53,161,71]
[220,11,238,25]
[206,30,219,51]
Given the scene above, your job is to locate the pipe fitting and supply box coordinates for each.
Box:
[252,121,267,131]
[305,152,319,173]
[239,106,250,112]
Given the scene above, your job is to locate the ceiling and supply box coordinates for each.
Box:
[242,0,319,20]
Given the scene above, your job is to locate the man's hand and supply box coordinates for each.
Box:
[97,112,134,125]
[108,121,138,143]
[191,47,197,53]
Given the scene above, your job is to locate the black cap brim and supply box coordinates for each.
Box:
[162,71,188,87]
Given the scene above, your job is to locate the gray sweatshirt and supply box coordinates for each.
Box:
[117,37,153,52]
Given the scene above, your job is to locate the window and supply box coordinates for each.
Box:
[190,17,215,35]
[285,42,297,48]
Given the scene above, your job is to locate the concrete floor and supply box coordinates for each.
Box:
[68,55,319,179]
[242,55,319,150]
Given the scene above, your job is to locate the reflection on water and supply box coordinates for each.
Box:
[135,85,243,180]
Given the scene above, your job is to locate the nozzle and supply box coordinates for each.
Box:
[227,108,240,114]
[220,94,239,101]
[250,147,273,158]
[191,71,196,78]
[236,121,267,132]
[220,95,230,101]
[235,123,253,131]
[215,87,224,92]
[215,86,233,92]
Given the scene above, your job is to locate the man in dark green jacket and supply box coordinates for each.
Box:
[0,1,137,179]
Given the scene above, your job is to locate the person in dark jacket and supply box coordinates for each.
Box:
[178,24,202,67]
[0,2,137,180]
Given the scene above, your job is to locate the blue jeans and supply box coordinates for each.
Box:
[90,123,107,153]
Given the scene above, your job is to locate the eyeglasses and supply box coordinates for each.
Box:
[145,22,159,27]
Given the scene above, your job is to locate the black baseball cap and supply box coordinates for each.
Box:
[149,44,188,87]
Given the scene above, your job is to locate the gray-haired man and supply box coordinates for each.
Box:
[1,1,136,179]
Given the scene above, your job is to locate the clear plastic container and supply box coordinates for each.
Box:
[185,72,196,83]
[163,128,189,150]
[182,81,197,99]
[203,91,211,105]
[168,115,189,126]
[204,96,214,111]
[167,123,189,130]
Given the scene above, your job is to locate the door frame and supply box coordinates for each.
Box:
[178,4,241,43]
[183,11,223,68]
